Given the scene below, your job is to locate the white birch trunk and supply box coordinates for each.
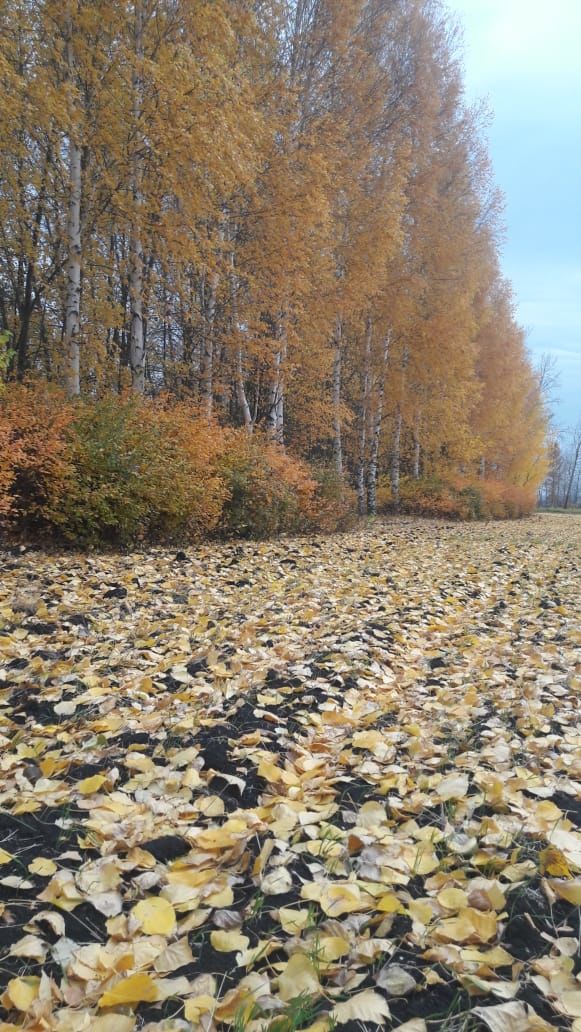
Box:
[230,249,252,429]
[391,405,402,508]
[201,222,223,417]
[367,333,390,515]
[391,344,408,510]
[267,307,286,444]
[412,411,421,479]
[267,345,285,443]
[129,0,145,393]
[563,434,581,508]
[201,267,219,419]
[356,317,372,515]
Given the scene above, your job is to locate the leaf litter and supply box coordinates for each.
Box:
[0,514,579,1032]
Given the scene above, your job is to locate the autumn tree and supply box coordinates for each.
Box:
[0,0,548,514]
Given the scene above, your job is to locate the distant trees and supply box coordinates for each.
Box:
[0,0,549,505]
[541,424,581,509]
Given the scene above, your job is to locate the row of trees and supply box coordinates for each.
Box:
[541,426,581,509]
[0,0,549,513]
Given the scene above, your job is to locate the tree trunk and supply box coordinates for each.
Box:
[412,411,421,479]
[367,332,390,515]
[332,316,343,475]
[230,249,252,429]
[267,307,286,444]
[390,344,407,510]
[64,130,82,397]
[356,316,372,515]
[14,146,49,379]
[563,434,581,508]
[391,405,402,509]
[200,267,219,418]
[16,279,35,378]
[129,0,145,393]
[267,343,285,443]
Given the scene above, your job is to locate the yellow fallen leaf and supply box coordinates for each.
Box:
[184,995,216,1022]
[261,867,293,895]
[461,975,519,1000]
[318,935,350,962]
[205,885,234,907]
[132,897,176,936]
[9,934,46,960]
[377,892,404,913]
[352,730,384,752]
[319,882,368,916]
[559,993,581,1019]
[460,946,514,970]
[257,758,283,782]
[0,849,13,865]
[437,773,469,801]
[539,847,572,878]
[433,907,497,944]
[91,1018,135,1032]
[28,857,57,877]
[331,989,390,1025]
[195,795,225,818]
[153,937,195,974]
[124,753,154,772]
[196,818,247,850]
[78,774,107,795]
[437,888,469,911]
[306,839,343,858]
[5,976,40,1011]
[278,954,320,1002]
[279,908,310,934]
[99,973,159,1008]
[473,1000,553,1030]
[547,879,581,905]
[408,899,435,926]
[210,930,250,953]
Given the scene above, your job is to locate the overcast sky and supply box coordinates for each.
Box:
[448,0,581,428]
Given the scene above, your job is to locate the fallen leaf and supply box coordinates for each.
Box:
[210,929,250,953]
[376,964,416,996]
[131,897,176,935]
[331,989,390,1025]
[98,973,159,1008]
[278,954,320,1002]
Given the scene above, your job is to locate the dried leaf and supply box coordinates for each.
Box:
[331,989,390,1025]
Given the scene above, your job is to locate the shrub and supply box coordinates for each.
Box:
[217,431,317,538]
[52,394,227,545]
[375,472,536,521]
[139,399,227,541]
[0,385,355,545]
[0,383,73,530]
[307,464,357,533]
[0,416,19,518]
[398,475,470,519]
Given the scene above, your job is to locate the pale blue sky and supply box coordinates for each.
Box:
[449,0,581,428]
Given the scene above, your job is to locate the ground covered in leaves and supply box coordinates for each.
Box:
[0,514,580,1032]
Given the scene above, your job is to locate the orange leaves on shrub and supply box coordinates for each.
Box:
[376,475,537,521]
[0,384,73,527]
[0,386,350,544]
[51,394,230,545]
[216,429,318,538]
